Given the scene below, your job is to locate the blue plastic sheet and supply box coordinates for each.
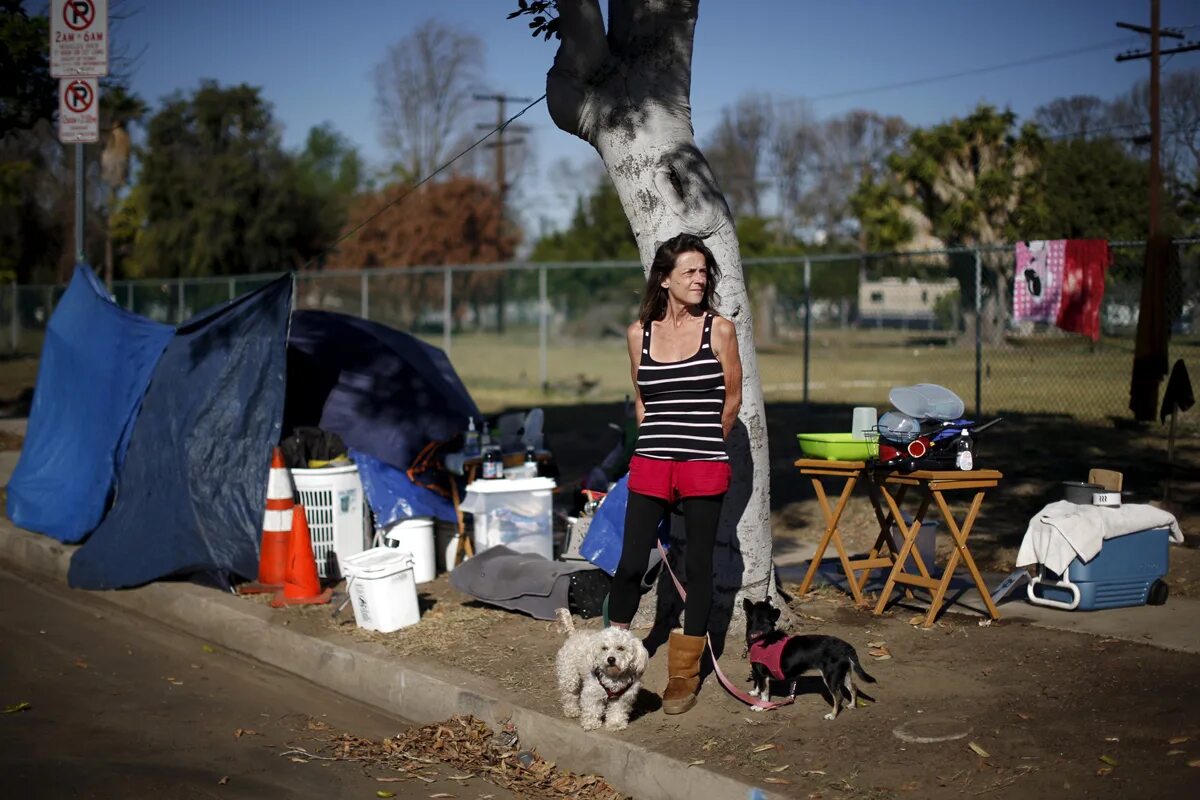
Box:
[578,476,669,576]
[68,276,293,589]
[350,447,457,528]
[6,266,174,542]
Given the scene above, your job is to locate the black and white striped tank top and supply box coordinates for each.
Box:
[634,313,727,461]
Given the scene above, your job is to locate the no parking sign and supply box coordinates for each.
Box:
[58,78,99,144]
[50,0,109,78]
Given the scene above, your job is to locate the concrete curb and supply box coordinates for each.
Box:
[0,522,778,800]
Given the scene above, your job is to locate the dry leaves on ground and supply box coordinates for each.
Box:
[307,715,628,800]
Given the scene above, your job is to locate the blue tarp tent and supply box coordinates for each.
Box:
[68,275,293,589]
[285,310,480,471]
[9,266,479,590]
[6,267,174,542]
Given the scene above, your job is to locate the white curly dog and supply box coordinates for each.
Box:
[554,608,648,731]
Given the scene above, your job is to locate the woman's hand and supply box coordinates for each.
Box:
[711,317,742,439]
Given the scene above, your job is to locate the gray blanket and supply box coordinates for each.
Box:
[448,546,600,621]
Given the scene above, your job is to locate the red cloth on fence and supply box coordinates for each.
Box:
[1056,239,1109,341]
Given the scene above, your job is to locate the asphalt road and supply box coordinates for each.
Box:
[0,567,515,800]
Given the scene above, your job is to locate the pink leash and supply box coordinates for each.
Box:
[655,541,792,711]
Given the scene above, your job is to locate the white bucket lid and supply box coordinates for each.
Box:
[465,476,556,494]
[340,546,414,579]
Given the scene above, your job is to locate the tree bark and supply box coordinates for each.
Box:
[548,0,779,629]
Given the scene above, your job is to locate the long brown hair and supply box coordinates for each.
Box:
[638,233,721,324]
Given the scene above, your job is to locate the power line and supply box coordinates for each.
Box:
[304,94,546,270]
[767,38,1134,108]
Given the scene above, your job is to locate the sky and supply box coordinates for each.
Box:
[72,0,1200,235]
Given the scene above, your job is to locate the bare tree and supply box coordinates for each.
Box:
[373,20,484,181]
[704,93,773,218]
[808,110,908,244]
[1033,95,1110,140]
[769,101,820,243]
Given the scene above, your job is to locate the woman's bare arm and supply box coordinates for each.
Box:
[711,317,742,438]
[626,321,646,426]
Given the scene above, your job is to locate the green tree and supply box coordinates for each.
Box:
[100,87,149,286]
[853,105,1045,344]
[291,123,363,270]
[1028,136,1154,241]
[0,1,56,137]
[135,81,308,278]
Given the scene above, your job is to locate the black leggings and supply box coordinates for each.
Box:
[608,490,723,637]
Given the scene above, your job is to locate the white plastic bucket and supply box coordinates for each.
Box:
[435,520,461,574]
[851,407,877,441]
[384,517,436,583]
[339,547,419,633]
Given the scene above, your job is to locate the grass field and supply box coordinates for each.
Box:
[420,327,1200,425]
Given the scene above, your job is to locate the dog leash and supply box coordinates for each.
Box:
[654,541,792,711]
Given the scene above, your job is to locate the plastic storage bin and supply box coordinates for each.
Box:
[340,547,420,632]
[1027,527,1170,611]
[292,464,370,580]
[461,477,556,560]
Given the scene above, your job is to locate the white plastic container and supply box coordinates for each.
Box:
[383,517,436,584]
[292,464,369,580]
[460,477,556,561]
[339,547,420,633]
[851,407,877,441]
[435,520,462,574]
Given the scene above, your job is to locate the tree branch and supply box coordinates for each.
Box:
[606,0,634,54]
[626,0,698,111]
[547,0,609,140]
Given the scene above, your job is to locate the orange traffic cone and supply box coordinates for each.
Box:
[238,447,294,595]
[271,504,333,607]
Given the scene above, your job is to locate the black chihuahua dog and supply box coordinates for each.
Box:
[743,598,876,719]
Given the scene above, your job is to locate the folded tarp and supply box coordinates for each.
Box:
[6,266,174,542]
[448,544,598,621]
[68,275,293,589]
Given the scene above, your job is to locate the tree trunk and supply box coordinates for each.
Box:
[753,282,777,347]
[548,0,780,631]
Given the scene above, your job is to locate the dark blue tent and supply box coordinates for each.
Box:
[68,276,293,589]
[6,267,174,542]
[284,310,480,470]
[12,267,479,590]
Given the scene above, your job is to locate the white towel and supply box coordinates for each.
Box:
[1015,500,1183,575]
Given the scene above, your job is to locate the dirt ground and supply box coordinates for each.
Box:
[250,573,1200,800]
[5,353,1200,797]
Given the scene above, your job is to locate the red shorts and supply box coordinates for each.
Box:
[627,455,731,502]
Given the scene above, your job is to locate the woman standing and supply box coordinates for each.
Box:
[608,233,742,715]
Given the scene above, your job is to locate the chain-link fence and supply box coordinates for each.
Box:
[3,239,1196,422]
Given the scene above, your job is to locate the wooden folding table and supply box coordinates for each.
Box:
[793,458,913,606]
[872,468,1003,627]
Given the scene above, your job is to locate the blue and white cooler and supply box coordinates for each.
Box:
[1017,499,1182,611]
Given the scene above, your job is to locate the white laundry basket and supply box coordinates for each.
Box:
[291,464,369,580]
[339,547,420,633]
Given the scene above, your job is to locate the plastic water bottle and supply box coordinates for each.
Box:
[955,429,974,471]
[464,418,480,458]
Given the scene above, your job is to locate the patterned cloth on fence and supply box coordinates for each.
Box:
[1013,239,1109,341]
[1013,240,1065,324]
[1056,239,1110,342]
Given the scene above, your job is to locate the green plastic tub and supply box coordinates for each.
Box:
[795,432,876,461]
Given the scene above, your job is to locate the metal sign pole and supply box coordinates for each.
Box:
[75,142,85,263]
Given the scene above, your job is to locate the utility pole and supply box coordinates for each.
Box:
[475,93,531,334]
[1115,2,1199,238]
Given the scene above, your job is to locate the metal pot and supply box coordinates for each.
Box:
[1063,481,1103,505]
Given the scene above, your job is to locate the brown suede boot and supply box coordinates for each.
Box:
[661,630,706,715]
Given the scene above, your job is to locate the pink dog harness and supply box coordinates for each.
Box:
[748,637,791,682]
